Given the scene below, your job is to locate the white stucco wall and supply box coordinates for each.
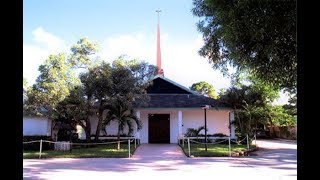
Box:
[182,109,230,136]
[78,108,231,143]
[23,116,51,136]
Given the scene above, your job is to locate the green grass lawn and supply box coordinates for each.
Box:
[23,143,137,159]
[180,143,255,157]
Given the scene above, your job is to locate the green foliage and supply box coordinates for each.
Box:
[55,58,155,142]
[104,99,142,138]
[190,81,218,99]
[25,37,156,143]
[69,37,99,68]
[283,91,297,116]
[219,74,296,136]
[218,88,226,97]
[185,126,207,137]
[112,57,157,86]
[25,38,97,141]
[25,53,80,116]
[192,0,297,90]
[270,105,296,126]
[55,86,88,126]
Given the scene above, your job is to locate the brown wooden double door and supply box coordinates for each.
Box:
[148,114,170,143]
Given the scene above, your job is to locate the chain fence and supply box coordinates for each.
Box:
[178,134,257,157]
[23,138,139,159]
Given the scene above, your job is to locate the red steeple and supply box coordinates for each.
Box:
[156,10,164,77]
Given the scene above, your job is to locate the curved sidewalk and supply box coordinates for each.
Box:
[133,144,186,158]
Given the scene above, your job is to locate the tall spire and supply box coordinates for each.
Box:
[156,9,164,77]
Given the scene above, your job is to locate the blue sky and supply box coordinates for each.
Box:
[23,0,288,104]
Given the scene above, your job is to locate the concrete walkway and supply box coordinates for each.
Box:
[133,144,186,158]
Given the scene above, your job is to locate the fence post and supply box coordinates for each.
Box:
[228,137,231,157]
[247,134,249,150]
[134,138,136,149]
[187,138,191,157]
[39,139,43,159]
[128,139,131,158]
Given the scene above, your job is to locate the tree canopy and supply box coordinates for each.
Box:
[25,53,79,115]
[192,0,296,91]
[190,81,218,99]
[69,37,99,68]
[25,36,157,142]
[220,75,296,136]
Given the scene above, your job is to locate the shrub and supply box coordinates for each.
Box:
[211,133,228,137]
[185,126,207,137]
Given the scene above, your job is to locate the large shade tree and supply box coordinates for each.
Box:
[56,58,156,143]
[25,53,78,116]
[219,75,281,136]
[55,86,93,142]
[83,63,113,141]
[192,0,296,91]
[25,37,99,141]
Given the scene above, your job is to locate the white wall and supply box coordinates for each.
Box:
[23,116,51,136]
[182,109,230,136]
[85,116,137,138]
[78,109,231,142]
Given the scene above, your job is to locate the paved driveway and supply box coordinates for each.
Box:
[133,144,186,158]
[23,140,297,180]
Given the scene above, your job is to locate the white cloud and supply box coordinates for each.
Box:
[32,27,66,52]
[100,32,154,64]
[162,35,231,91]
[23,27,67,85]
[100,33,231,91]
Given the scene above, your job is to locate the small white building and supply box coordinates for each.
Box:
[23,115,52,136]
[82,76,235,143]
[23,88,52,137]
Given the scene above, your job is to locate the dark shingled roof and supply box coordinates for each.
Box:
[134,94,230,109]
[146,77,195,94]
[133,76,231,109]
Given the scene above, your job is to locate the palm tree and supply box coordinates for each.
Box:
[103,99,142,150]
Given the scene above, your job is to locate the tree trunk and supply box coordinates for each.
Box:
[95,101,104,141]
[95,111,103,141]
[85,130,91,143]
[85,117,91,143]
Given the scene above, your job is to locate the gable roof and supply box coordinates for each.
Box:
[135,76,230,109]
[146,76,198,95]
